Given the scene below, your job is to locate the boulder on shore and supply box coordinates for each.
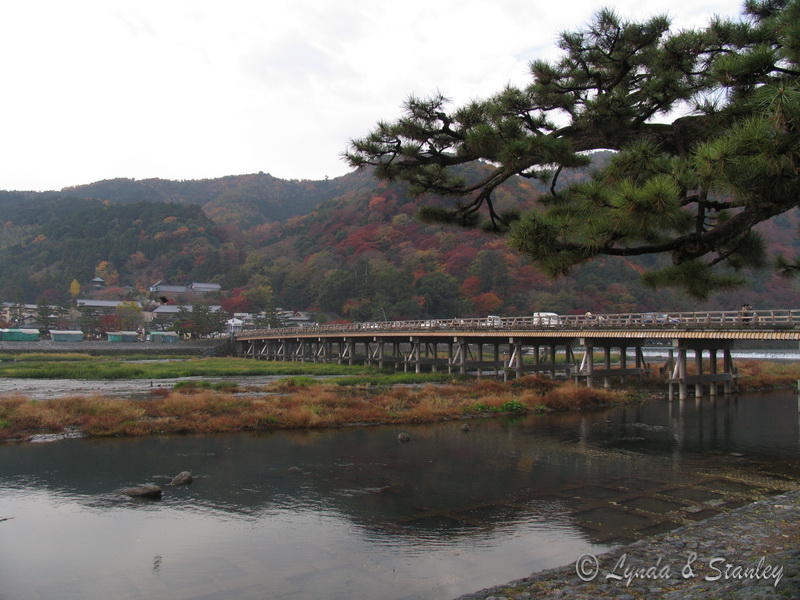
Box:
[120,484,162,499]
[171,471,193,486]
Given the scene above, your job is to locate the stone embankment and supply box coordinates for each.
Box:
[458,490,800,600]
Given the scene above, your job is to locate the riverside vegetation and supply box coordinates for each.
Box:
[0,357,797,442]
[0,374,625,441]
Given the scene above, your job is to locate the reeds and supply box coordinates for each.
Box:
[735,360,800,390]
[0,377,633,441]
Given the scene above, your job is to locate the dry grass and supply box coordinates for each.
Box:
[3,358,795,442]
[641,358,800,391]
[735,360,800,390]
[535,383,623,411]
[0,378,635,442]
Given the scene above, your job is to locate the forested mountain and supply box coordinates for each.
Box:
[0,161,797,317]
[61,171,360,228]
[228,171,799,319]
[0,195,230,303]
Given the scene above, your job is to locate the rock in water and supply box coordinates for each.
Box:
[171,471,193,486]
[120,485,162,499]
[461,424,471,432]
[397,432,411,443]
[287,466,302,474]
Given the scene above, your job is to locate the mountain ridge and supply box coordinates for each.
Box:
[0,161,796,317]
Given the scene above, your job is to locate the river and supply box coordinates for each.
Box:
[0,391,798,599]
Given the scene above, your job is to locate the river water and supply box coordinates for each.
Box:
[1,391,798,599]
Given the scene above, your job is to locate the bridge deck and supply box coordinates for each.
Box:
[237,328,800,342]
[236,309,800,343]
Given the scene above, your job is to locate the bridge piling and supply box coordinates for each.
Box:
[709,349,717,398]
[585,343,594,388]
[447,342,453,375]
[724,349,734,395]
[695,350,704,398]
[677,347,688,400]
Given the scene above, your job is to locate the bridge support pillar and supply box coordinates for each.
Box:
[603,347,611,389]
[724,349,734,395]
[411,337,420,374]
[584,342,594,388]
[494,344,500,378]
[670,340,735,400]
[447,342,453,375]
[564,344,574,378]
[695,350,704,398]
[709,349,717,398]
[514,341,523,379]
[677,347,688,400]
[344,338,354,366]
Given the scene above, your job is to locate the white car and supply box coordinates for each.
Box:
[486,315,502,327]
[531,312,561,326]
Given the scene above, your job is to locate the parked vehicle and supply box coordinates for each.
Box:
[641,313,679,325]
[531,312,561,326]
[486,315,502,327]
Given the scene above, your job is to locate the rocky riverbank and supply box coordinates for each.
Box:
[457,489,800,600]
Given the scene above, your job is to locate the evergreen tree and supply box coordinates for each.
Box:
[116,301,143,331]
[347,0,800,297]
[78,307,100,337]
[35,300,54,333]
[173,306,194,338]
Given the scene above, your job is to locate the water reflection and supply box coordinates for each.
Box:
[0,392,798,599]
[574,390,800,458]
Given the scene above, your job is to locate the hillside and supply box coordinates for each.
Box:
[0,195,230,303]
[230,171,799,319]
[0,162,797,317]
[60,171,366,229]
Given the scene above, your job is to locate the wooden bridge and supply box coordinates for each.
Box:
[235,309,800,400]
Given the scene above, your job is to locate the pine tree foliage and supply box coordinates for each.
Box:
[346,0,800,297]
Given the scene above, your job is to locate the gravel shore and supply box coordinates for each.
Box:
[457,489,800,600]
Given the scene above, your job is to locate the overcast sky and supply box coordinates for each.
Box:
[0,0,744,191]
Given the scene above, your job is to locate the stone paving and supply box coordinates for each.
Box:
[456,489,800,600]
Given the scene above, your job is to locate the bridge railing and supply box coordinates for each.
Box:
[236,309,800,339]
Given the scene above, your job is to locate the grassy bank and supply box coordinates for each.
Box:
[0,376,629,441]
[0,357,373,379]
[735,360,800,390]
[638,358,800,391]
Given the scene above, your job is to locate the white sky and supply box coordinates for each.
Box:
[0,0,743,191]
